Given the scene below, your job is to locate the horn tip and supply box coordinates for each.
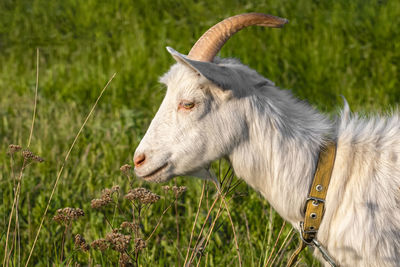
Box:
[166,46,175,53]
[274,16,289,27]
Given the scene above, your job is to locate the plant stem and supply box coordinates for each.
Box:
[183,181,206,266]
[212,179,242,267]
[4,159,27,267]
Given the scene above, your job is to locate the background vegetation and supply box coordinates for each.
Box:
[1,0,399,266]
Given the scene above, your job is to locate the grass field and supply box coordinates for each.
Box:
[1,0,399,266]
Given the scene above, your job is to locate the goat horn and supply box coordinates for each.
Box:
[188,13,288,62]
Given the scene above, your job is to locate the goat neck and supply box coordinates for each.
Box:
[228,85,333,226]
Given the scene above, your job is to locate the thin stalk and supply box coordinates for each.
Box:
[4,159,27,267]
[145,202,174,242]
[27,48,39,148]
[212,179,242,267]
[4,48,39,267]
[183,181,206,266]
[187,193,220,265]
[60,222,71,262]
[269,228,295,267]
[265,221,286,267]
[196,198,224,267]
[174,178,181,266]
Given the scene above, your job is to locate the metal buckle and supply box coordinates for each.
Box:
[306,196,325,203]
[299,221,315,245]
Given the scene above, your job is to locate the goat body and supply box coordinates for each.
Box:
[133,20,400,266]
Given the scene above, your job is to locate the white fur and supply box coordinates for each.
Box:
[134,53,400,266]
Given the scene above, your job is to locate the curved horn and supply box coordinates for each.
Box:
[188,13,288,62]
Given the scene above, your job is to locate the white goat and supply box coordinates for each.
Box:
[133,13,400,266]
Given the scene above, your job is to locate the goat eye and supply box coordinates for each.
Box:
[179,101,195,110]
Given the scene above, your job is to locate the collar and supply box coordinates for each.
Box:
[287,141,337,267]
[302,140,337,243]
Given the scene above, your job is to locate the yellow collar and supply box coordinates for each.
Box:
[302,140,337,243]
[287,141,337,267]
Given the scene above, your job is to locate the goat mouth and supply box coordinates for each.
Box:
[141,163,169,180]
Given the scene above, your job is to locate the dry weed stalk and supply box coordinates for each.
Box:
[269,228,295,267]
[186,166,243,267]
[187,190,221,265]
[265,221,286,266]
[5,49,40,267]
[25,72,116,267]
[120,164,134,187]
[53,208,85,261]
[212,179,242,267]
[119,252,134,267]
[183,181,206,266]
[4,146,44,267]
[84,166,187,266]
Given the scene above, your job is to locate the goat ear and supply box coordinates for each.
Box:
[166,46,236,90]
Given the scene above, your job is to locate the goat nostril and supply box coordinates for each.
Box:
[134,154,146,167]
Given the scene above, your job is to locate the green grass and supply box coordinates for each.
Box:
[1,0,399,266]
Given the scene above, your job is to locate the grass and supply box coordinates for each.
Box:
[1,0,399,266]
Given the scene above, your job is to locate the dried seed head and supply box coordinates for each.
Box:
[134,238,146,253]
[90,199,108,209]
[119,253,134,267]
[91,186,120,209]
[120,164,132,174]
[22,150,34,159]
[120,221,139,232]
[8,144,22,155]
[105,231,131,252]
[101,186,119,200]
[53,208,84,224]
[172,186,187,198]
[125,187,160,204]
[91,238,109,251]
[74,234,90,252]
[21,149,44,162]
[34,155,44,162]
[112,185,120,192]
[162,185,170,194]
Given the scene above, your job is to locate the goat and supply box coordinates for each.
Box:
[133,13,400,266]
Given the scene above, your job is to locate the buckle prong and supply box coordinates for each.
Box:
[306,196,325,203]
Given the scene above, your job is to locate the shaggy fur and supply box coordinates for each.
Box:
[134,48,400,266]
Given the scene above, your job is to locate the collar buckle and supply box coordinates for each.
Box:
[299,221,316,245]
[306,196,325,203]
